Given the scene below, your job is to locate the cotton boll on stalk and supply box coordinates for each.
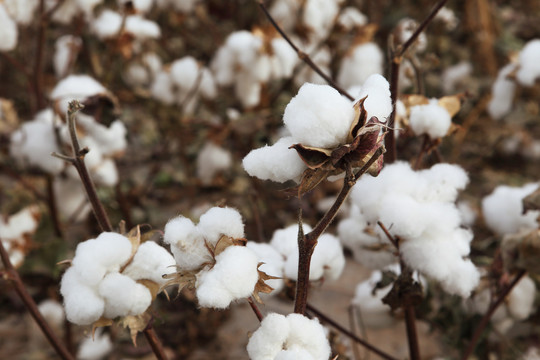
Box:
[487,63,518,120]
[283,83,355,148]
[516,39,540,87]
[352,268,396,328]
[409,99,452,139]
[198,207,245,244]
[307,234,345,281]
[270,223,313,257]
[481,183,540,236]
[60,267,105,325]
[247,312,331,360]
[243,136,307,183]
[3,0,39,25]
[337,43,384,90]
[196,142,232,186]
[196,246,259,309]
[337,7,368,31]
[50,74,108,113]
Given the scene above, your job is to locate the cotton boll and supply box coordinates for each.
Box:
[338,43,384,90]
[285,313,331,359]
[151,70,175,105]
[122,241,176,284]
[99,272,152,318]
[337,7,368,30]
[49,0,79,24]
[0,4,18,52]
[61,268,104,325]
[242,136,307,183]
[271,38,297,78]
[442,61,472,94]
[270,224,313,257]
[309,234,345,281]
[196,246,259,308]
[3,0,39,25]
[352,267,396,328]
[199,69,217,99]
[71,240,109,286]
[91,158,119,186]
[409,100,452,138]
[91,9,122,38]
[53,177,92,221]
[51,74,107,113]
[506,275,536,320]
[481,183,540,236]
[163,216,210,271]
[247,313,290,360]
[303,0,341,41]
[354,74,392,122]
[53,35,81,78]
[235,72,261,108]
[125,15,161,39]
[77,329,113,360]
[171,56,199,89]
[487,63,518,120]
[284,83,355,148]
[196,142,232,186]
[84,119,127,156]
[516,39,540,87]
[38,300,65,329]
[420,163,469,202]
[197,207,245,246]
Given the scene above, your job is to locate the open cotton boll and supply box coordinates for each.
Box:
[247,312,290,359]
[53,35,81,78]
[516,39,540,87]
[352,268,395,328]
[53,177,91,221]
[38,300,65,329]
[481,183,540,236]
[196,142,232,186]
[0,4,18,52]
[92,10,160,40]
[284,83,354,148]
[271,38,297,78]
[51,74,107,113]
[285,313,331,359]
[243,136,307,183]
[309,234,345,281]
[197,207,245,245]
[337,7,368,30]
[235,72,262,108]
[303,0,341,41]
[442,61,472,94]
[353,74,392,122]
[122,241,176,284]
[409,99,452,138]
[271,223,313,257]
[163,216,209,271]
[419,163,469,202]
[507,275,536,320]
[487,63,518,120]
[171,56,199,89]
[196,246,259,308]
[60,268,105,325]
[151,71,175,105]
[99,273,152,318]
[338,43,384,90]
[9,111,65,175]
[77,329,113,360]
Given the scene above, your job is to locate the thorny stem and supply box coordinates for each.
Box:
[0,238,75,360]
[385,0,450,164]
[143,323,168,360]
[294,147,385,315]
[306,303,398,360]
[247,297,264,322]
[53,101,113,232]
[461,270,527,360]
[258,0,354,101]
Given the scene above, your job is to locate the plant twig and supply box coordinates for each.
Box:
[413,134,430,170]
[247,296,264,322]
[143,323,168,360]
[52,101,113,232]
[46,174,64,238]
[401,261,421,360]
[385,0,450,164]
[33,0,47,111]
[461,270,527,360]
[0,238,74,360]
[306,303,398,360]
[258,0,354,101]
[294,147,385,314]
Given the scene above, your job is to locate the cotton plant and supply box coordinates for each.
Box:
[163,207,275,309]
[60,229,175,340]
[488,39,540,120]
[269,224,345,282]
[0,205,41,268]
[349,161,480,297]
[211,29,297,108]
[247,312,331,360]
[243,75,391,194]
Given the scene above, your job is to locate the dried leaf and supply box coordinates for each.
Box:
[290,143,333,170]
[401,94,429,111]
[502,229,540,274]
[137,279,161,300]
[119,313,151,346]
[438,95,462,117]
[160,269,198,297]
[214,235,247,256]
[91,318,114,339]
[523,187,540,213]
[348,96,368,141]
[252,264,279,303]
[297,168,332,197]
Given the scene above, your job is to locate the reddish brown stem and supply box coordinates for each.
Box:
[33,0,47,111]
[46,174,64,238]
[0,239,74,360]
[307,303,398,360]
[247,297,264,322]
[413,134,430,170]
[143,324,168,360]
[461,270,527,360]
[403,295,421,360]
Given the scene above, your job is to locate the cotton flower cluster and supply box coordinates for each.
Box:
[0,206,41,268]
[247,312,331,360]
[269,224,345,282]
[243,76,391,183]
[349,161,480,297]
[464,275,536,334]
[481,183,540,236]
[488,39,540,120]
[163,207,262,309]
[211,30,297,108]
[60,232,175,325]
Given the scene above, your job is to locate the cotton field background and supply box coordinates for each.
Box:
[0,0,539,359]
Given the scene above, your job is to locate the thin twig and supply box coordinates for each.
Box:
[46,174,64,238]
[294,147,385,314]
[413,134,430,170]
[307,303,398,360]
[143,323,168,360]
[0,239,74,360]
[258,0,354,101]
[247,297,264,322]
[461,270,527,360]
[33,0,47,111]
[348,306,362,360]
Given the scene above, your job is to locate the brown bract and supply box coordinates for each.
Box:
[290,96,386,196]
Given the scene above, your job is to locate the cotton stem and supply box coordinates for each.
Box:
[143,323,168,360]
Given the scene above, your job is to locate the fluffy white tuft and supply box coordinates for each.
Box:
[409,99,452,138]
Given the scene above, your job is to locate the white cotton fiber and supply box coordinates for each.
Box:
[507,275,536,320]
[482,183,540,236]
[283,83,355,148]
[487,63,518,120]
[353,74,392,122]
[352,268,395,328]
[61,268,104,325]
[338,43,384,90]
[197,207,245,245]
[442,61,472,93]
[308,234,345,281]
[270,224,312,257]
[409,99,452,138]
[77,329,113,360]
[99,272,152,318]
[247,312,290,359]
[163,216,210,271]
[196,246,259,308]
[246,242,285,295]
[337,7,368,30]
[196,142,232,185]
[271,38,297,78]
[122,241,176,284]
[242,136,307,183]
[53,35,81,78]
[0,4,18,51]
[516,39,540,87]
[171,56,199,89]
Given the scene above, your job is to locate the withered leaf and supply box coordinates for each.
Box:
[252,264,280,304]
[296,167,334,197]
[160,269,198,297]
[290,144,333,170]
[91,318,114,339]
[502,229,540,274]
[523,187,540,213]
[137,279,161,300]
[214,235,247,256]
[381,272,423,310]
[438,94,463,117]
[119,313,151,346]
